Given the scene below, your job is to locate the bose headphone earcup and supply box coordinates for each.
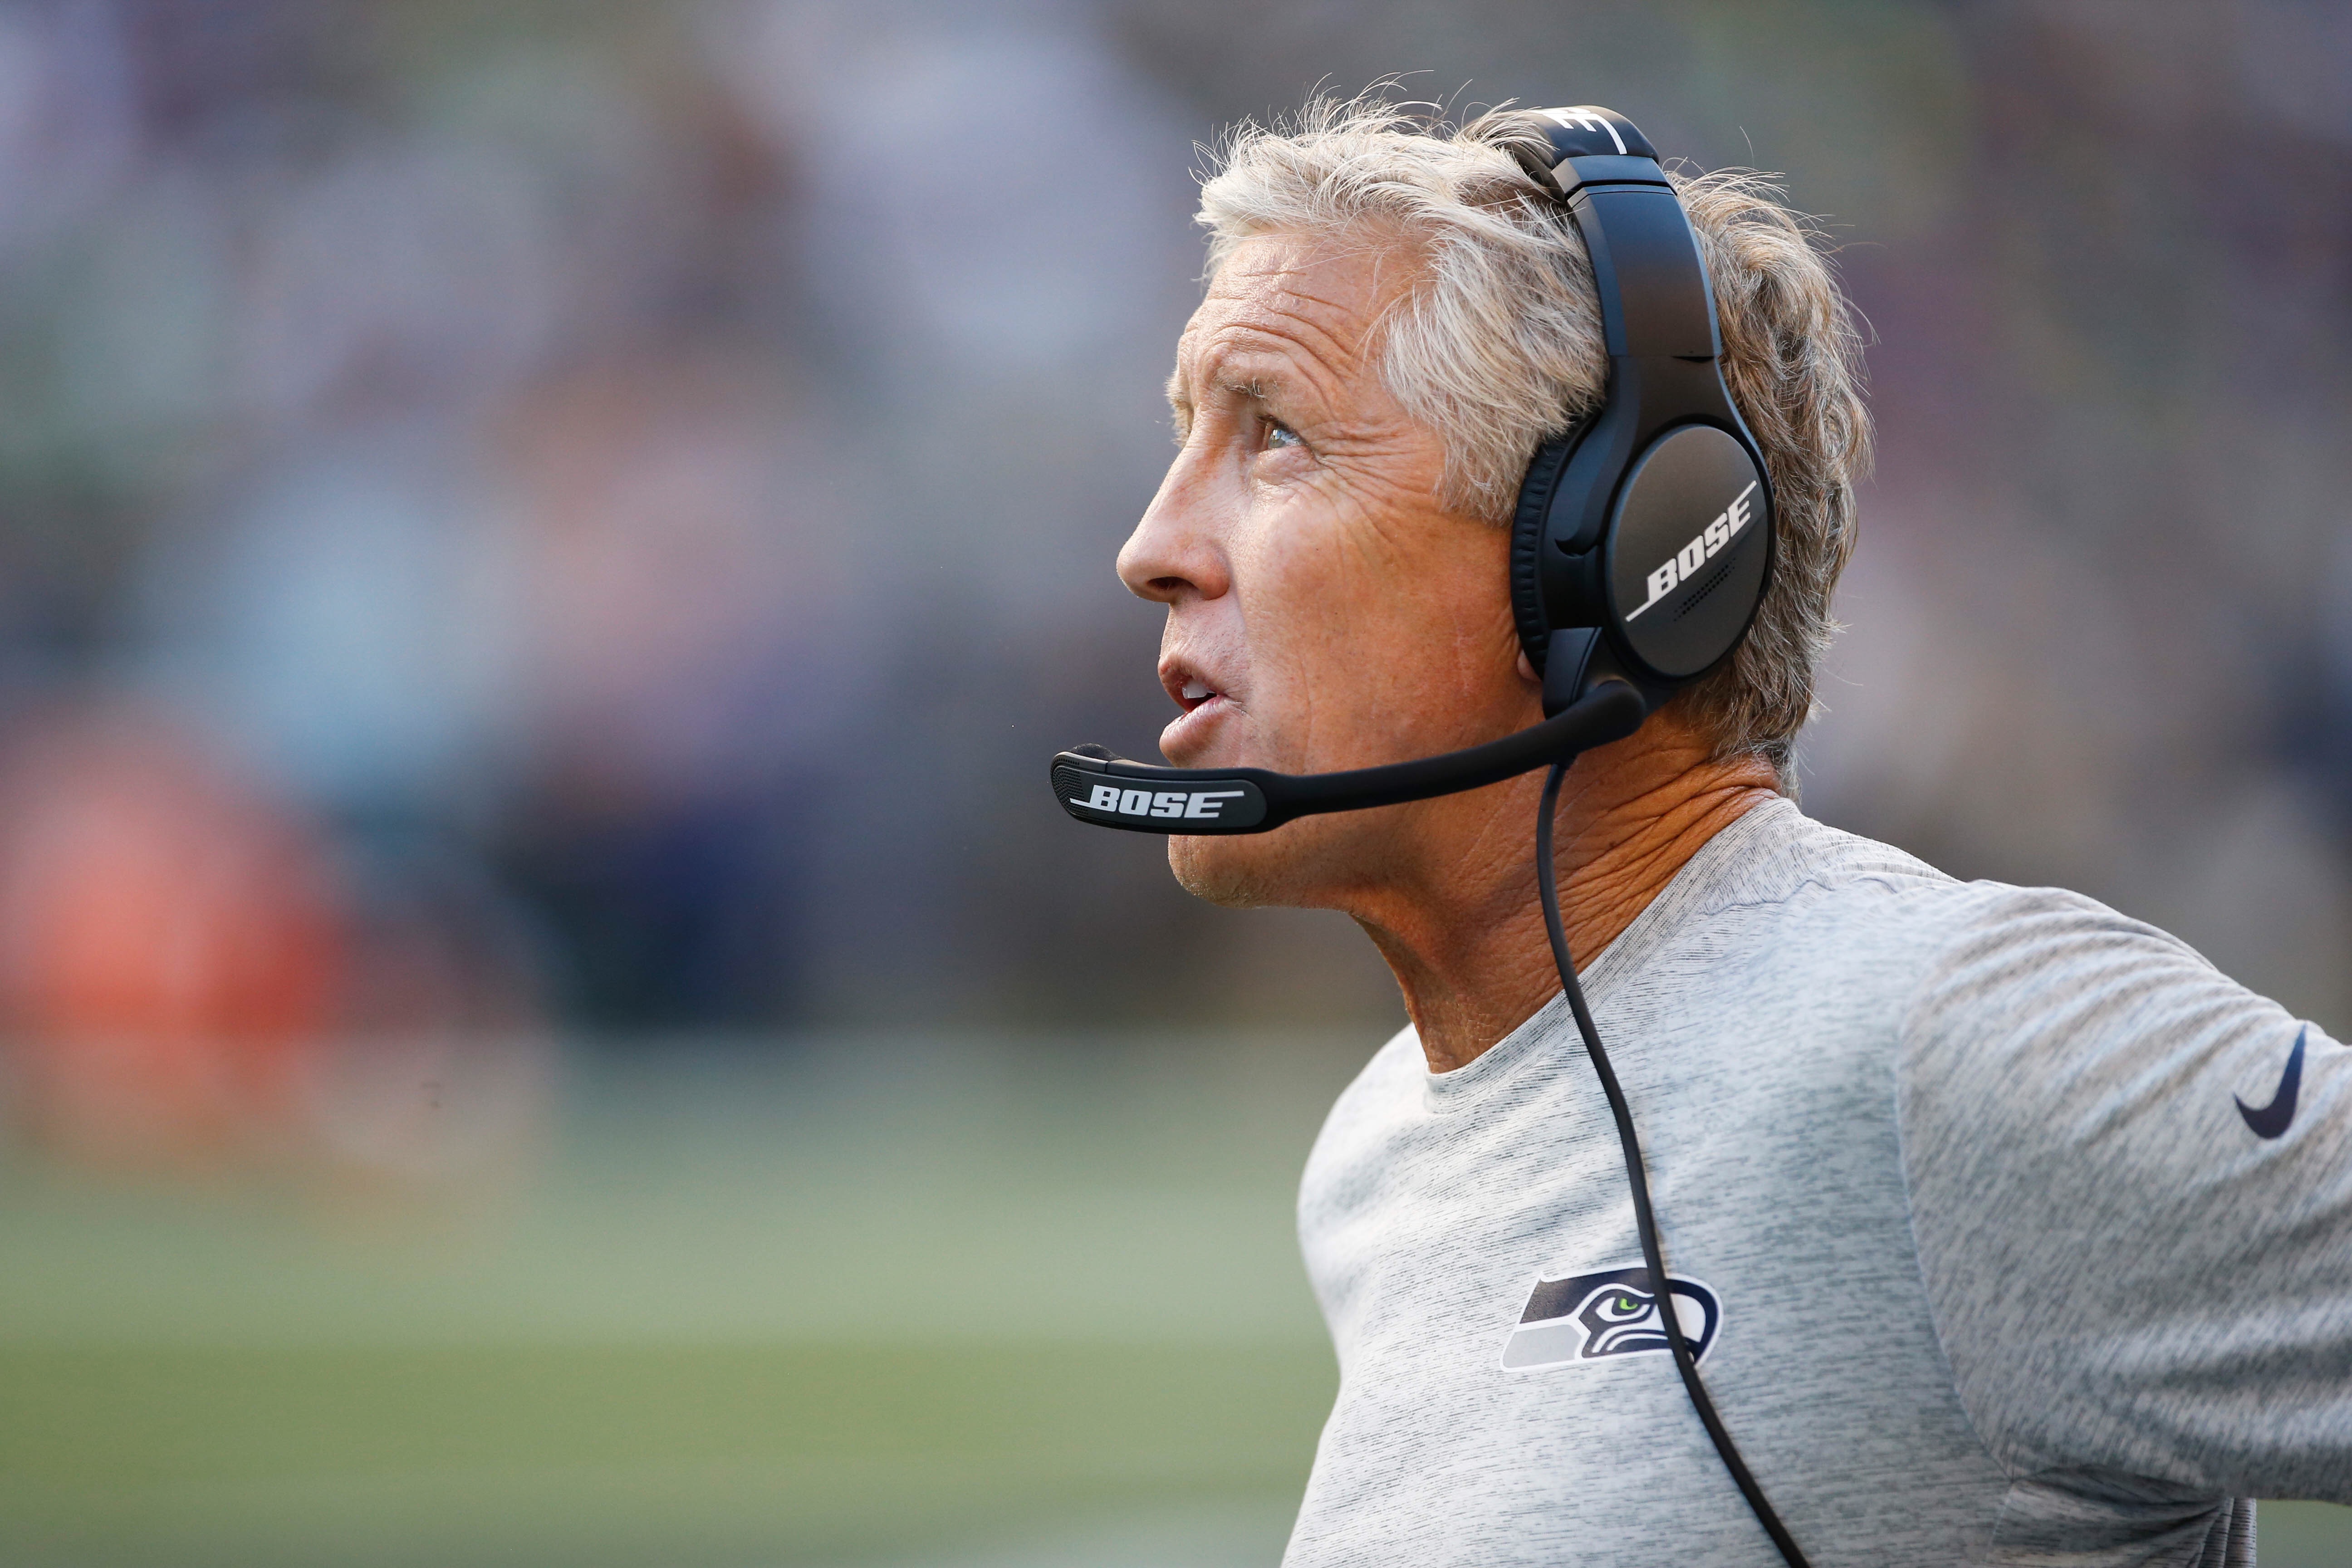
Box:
[1601,426,1772,681]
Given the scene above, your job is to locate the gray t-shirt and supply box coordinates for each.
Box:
[1286,798,2352,1567]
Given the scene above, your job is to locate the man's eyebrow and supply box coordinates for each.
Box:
[1202,354,1300,403]
[1166,369,1291,408]
[1166,338,1311,427]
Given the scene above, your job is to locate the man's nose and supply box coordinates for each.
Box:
[1117,446,1230,606]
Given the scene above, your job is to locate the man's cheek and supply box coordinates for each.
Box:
[1241,487,1378,602]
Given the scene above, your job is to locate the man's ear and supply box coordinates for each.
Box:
[1515,648,1540,685]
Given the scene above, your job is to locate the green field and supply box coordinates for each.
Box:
[1,1033,2345,1566]
[0,1342,1326,1567]
[0,1034,1348,1567]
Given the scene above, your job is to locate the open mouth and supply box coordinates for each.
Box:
[1159,666,1236,764]
[1167,664,1234,716]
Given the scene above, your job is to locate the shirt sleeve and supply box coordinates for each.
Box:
[1895,883,2352,1505]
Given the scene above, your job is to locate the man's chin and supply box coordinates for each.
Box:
[1166,833,1269,908]
[1167,814,1368,910]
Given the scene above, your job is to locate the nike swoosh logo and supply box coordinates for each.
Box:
[2236,1025,2307,1140]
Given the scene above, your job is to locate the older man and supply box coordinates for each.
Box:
[1087,100,2352,1565]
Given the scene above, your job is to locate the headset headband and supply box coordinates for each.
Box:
[1525,105,1657,162]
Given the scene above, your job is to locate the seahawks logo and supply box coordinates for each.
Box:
[1499,1264,1721,1371]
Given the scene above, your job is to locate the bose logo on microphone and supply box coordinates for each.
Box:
[1073,783,1249,821]
[1624,480,1760,623]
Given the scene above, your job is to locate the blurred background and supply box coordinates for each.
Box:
[0,0,2348,1563]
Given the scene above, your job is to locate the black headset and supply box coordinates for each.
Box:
[1046,107,1810,1567]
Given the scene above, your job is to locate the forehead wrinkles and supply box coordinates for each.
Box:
[1176,237,1414,400]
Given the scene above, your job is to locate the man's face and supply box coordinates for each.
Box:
[1118,230,1536,907]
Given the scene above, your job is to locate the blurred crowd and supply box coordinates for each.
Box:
[0,0,2346,1175]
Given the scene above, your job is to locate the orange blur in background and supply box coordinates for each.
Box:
[0,707,544,1181]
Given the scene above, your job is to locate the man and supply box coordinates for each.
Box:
[1110,99,2351,1564]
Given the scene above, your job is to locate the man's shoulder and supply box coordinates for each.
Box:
[1648,801,2209,1029]
[1688,797,1947,915]
[1672,798,2050,949]
[1713,799,2163,941]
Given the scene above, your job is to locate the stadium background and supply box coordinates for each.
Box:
[1,0,2350,1562]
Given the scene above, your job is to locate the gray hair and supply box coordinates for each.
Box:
[1195,95,1872,790]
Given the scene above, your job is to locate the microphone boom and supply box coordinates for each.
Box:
[1049,680,1646,835]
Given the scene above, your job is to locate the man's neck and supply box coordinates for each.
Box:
[1353,719,1781,1074]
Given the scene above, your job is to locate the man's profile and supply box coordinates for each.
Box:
[1079,93,2352,1565]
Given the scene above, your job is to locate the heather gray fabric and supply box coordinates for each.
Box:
[1285,798,2352,1566]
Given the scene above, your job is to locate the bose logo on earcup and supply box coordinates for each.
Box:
[1624,480,1761,623]
[1072,784,1249,821]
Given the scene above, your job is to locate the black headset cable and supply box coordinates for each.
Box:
[1535,758,1812,1568]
